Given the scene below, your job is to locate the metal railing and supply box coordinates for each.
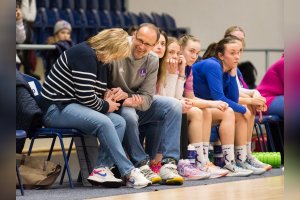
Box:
[242,49,283,71]
[17,44,283,70]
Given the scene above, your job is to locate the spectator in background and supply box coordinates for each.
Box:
[238,61,258,89]
[44,20,74,76]
[20,0,40,79]
[257,55,284,119]
[16,0,26,68]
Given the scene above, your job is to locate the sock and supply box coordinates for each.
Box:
[203,142,210,162]
[246,142,252,158]
[234,145,247,163]
[192,143,206,165]
[222,144,235,165]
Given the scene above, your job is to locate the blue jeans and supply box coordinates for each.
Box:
[43,103,134,176]
[118,95,182,166]
[139,122,162,160]
[267,95,284,119]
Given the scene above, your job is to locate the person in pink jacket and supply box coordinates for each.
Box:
[257,55,284,119]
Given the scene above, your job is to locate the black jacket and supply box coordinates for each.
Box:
[16,70,43,137]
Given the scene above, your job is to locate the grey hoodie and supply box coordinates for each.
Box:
[109,50,159,111]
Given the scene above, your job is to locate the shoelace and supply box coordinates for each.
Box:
[165,166,180,175]
[140,168,156,178]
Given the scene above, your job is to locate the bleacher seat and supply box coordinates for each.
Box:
[111,11,126,28]
[110,0,124,12]
[36,0,49,9]
[98,10,113,29]
[85,8,101,38]
[139,12,153,24]
[151,12,168,32]
[98,0,110,11]
[123,11,139,27]
[162,13,188,37]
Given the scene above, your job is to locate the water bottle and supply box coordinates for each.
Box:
[187,145,197,164]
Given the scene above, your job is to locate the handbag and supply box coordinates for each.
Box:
[16,154,61,189]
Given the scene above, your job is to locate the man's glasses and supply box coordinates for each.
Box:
[135,35,156,48]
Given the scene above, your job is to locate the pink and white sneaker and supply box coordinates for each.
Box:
[197,161,229,178]
[177,159,210,180]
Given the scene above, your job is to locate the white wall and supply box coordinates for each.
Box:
[127,0,284,83]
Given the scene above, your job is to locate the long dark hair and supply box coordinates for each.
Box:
[156,29,168,88]
[202,36,242,60]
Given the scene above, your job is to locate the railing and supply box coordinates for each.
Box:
[17,44,283,71]
[243,49,283,71]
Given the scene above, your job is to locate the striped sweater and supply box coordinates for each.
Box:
[41,42,109,113]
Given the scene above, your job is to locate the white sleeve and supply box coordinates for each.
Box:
[21,0,37,22]
[165,74,178,97]
[175,79,185,99]
[16,20,26,43]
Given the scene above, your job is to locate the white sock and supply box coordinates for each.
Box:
[203,142,210,162]
[234,145,247,163]
[222,144,235,165]
[192,143,206,165]
[246,142,252,158]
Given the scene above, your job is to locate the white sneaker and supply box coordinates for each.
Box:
[159,163,184,185]
[198,162,229,178]
[237,161,266,175]
[223,163,253,177]
[247,155,272,171]
[139,165,162,184]
[126,168,152,189]
[87,167,122,188]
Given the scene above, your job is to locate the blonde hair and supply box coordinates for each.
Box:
[178,34,201,49]
[224,26,246,47]
[87,28,130,63]
[224,26,245,38]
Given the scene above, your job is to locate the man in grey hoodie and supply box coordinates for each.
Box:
[108,23,184,185]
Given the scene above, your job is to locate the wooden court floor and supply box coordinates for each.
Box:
[89,176,283,200]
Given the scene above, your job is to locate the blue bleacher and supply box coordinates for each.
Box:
[33,1,188,44]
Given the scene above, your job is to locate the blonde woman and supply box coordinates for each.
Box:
[40,28,151,189]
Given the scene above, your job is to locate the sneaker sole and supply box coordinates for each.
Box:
[252,169,266,175]
[126,182,152,189]
[151,177,162,184]
[87,177,122,188]
[225,171,253,177]
[209,172,228,179]
[161,177,184,185]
